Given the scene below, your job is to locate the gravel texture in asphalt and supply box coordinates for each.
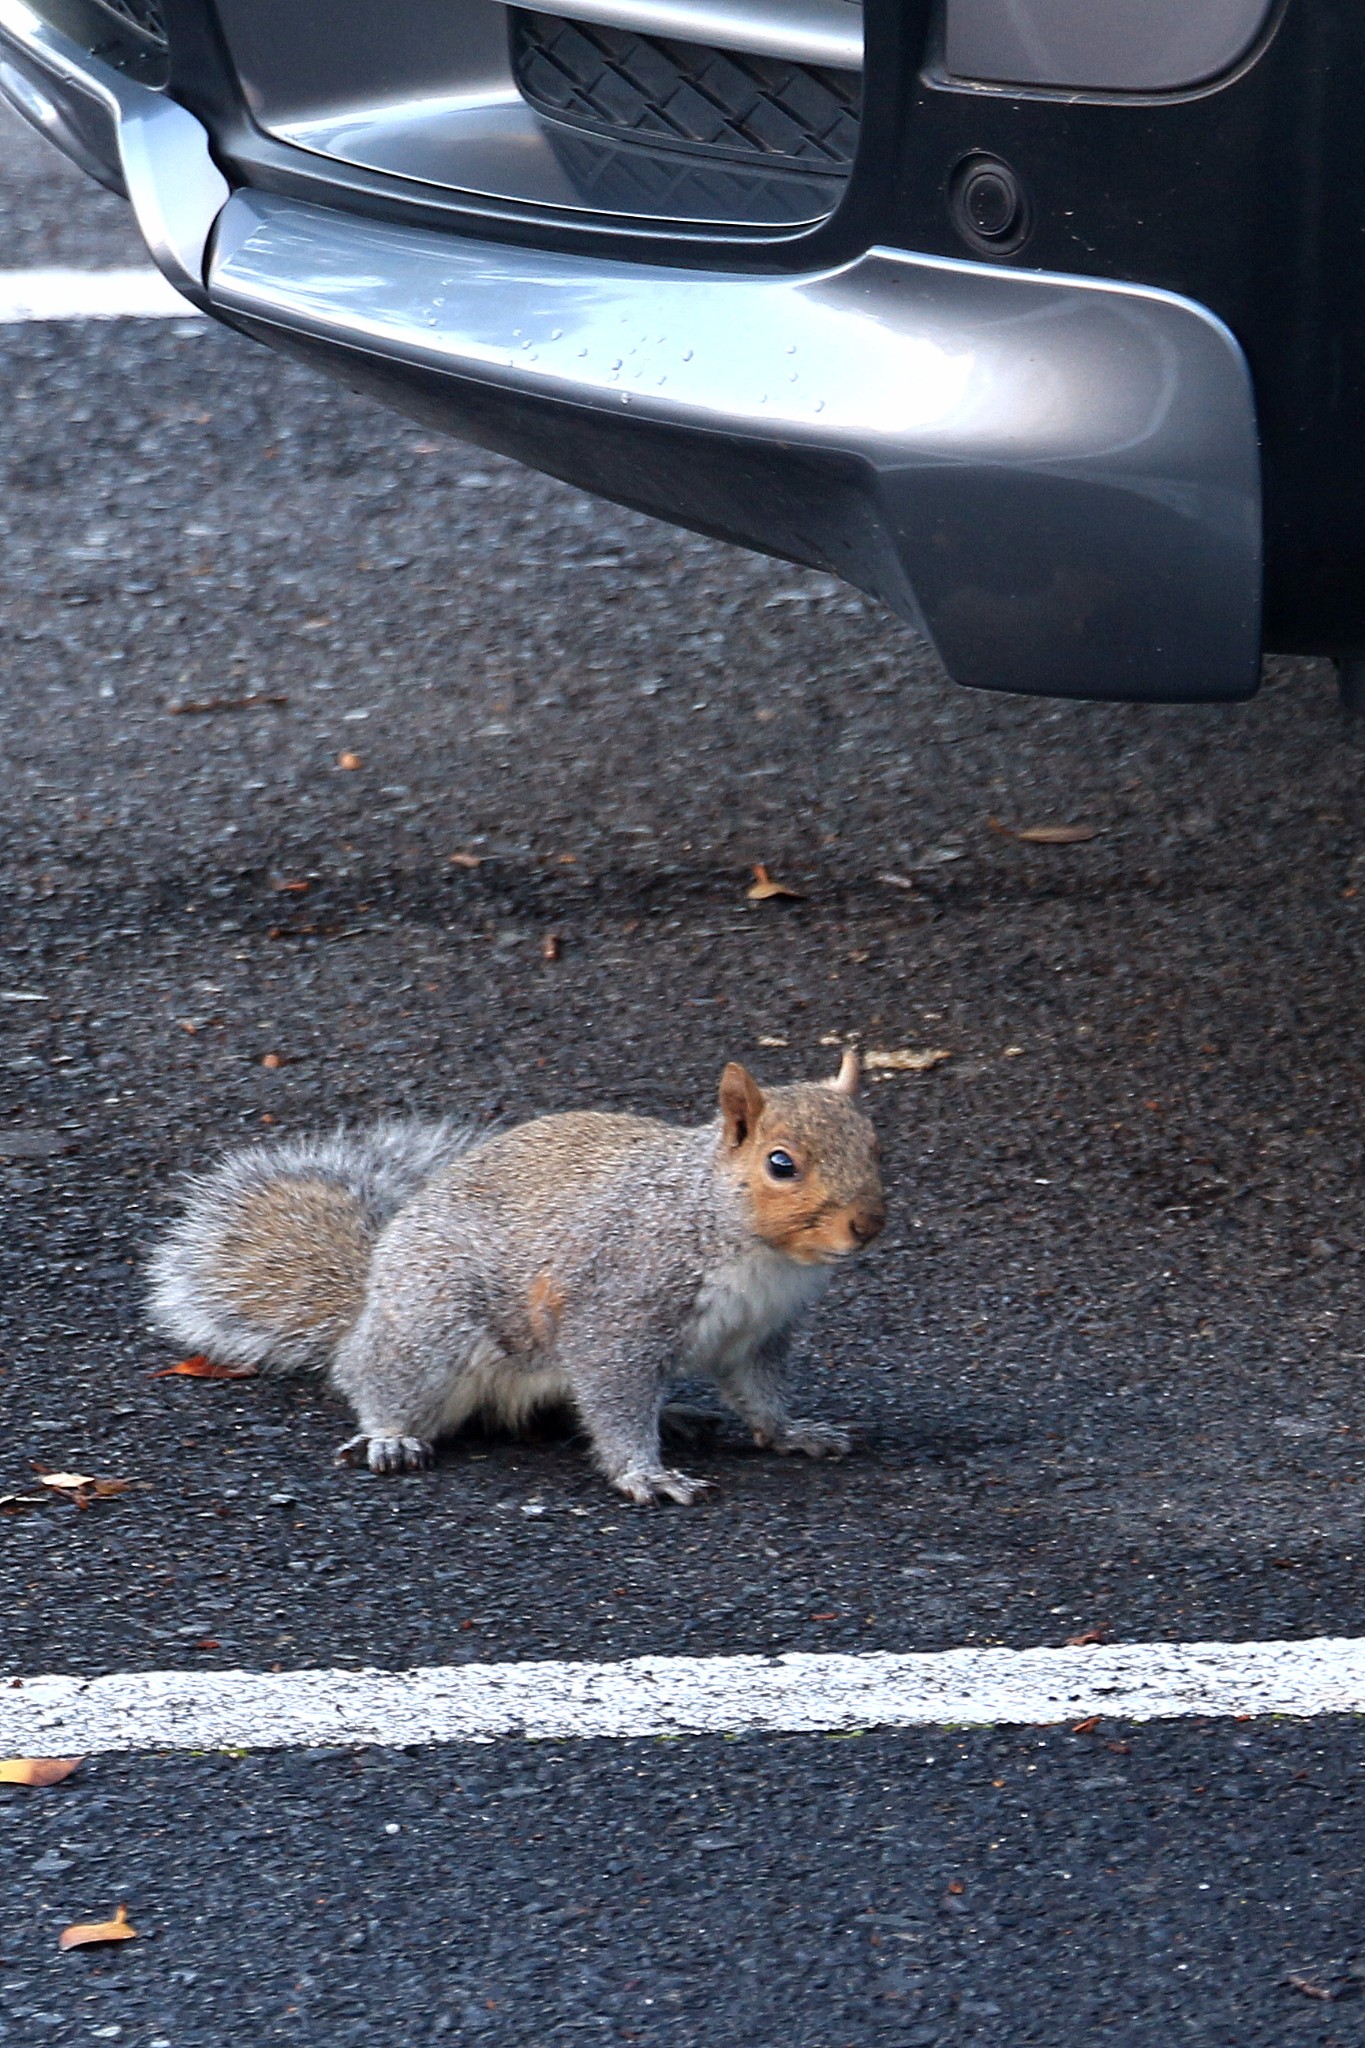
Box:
[4,1719,1365,2048]
[3,96,1365,2048]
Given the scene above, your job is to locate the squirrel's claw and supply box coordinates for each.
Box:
[335,1432,434,1475]
[614,1466,713,1506]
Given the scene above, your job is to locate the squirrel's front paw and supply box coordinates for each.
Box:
[755,1420,853,1460]
[613,1466,712,1506]
[335,1432,434,1475]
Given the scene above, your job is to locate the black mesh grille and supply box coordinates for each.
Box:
[87,0,167,50]
[511,11,861,171]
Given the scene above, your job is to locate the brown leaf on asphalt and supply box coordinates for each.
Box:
[448,851,483,868]
[1070,1714,1102,1734]
[989,817,1099,845]
[30,1466,131,1508]
[1066,1627,1109,1647]
[150,1355,257,1381]
[541,931,561,961]
[59,1904,138,1952]
[0,1757,82,1787]
[746,864,807,902]
[167,692,287,716]
[863,1048,952,1074]
[271,878,310,894]
[337,751,362,771]
[261,1053,283,1070]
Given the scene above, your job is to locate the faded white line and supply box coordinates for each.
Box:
[0,267,200,320]
[4,1638,1365,1754]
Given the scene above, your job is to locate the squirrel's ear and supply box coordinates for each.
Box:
[719,1062,765,1149]
[827,1048,861,1097]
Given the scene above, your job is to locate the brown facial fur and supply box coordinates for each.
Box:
[718,1065,885,1263]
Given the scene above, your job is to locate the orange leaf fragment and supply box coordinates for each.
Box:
[261,1053,283,1070]
[0,1757,82,1786]
[150,1355,257,1380]
[541,931,561,962]
[1070,1714,1102,1734]
[746,864,806,902]
[989,818,1099,845]
[448,851,483,869]
[1066,1626,1108,1647]
[337,751,362,771]
[59,1904,138,1952]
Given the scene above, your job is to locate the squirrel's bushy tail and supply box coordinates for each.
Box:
[147,1121,477,1374]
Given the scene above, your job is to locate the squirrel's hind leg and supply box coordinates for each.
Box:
[331,1295,499,1477]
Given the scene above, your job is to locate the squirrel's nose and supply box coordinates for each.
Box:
[849,1206,885,1246]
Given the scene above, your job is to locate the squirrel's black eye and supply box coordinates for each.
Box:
[766,1149,798,1180]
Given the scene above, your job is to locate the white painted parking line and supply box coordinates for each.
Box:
[5,1637,1365,1754]
[0,267,199,320]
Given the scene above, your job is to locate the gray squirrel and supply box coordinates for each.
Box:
[147,1053,885,1504]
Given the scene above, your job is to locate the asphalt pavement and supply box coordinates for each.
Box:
[3,98,1365,2047]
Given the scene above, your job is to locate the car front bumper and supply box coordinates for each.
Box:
[0,0,1263,702]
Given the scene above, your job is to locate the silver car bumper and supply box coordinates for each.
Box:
[0,0,1263,702]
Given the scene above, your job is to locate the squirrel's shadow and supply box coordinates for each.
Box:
[447,1399,729,1455]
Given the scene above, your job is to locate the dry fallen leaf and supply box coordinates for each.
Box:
[541,931,561,962]
[1070,1714,1102,1734]
[337,751,362,771]
[59,1904,138,1952]
[746,864,806,902]
[757,1035,788,1049]
[876,872,917,891]
[989,817,1099,845]
[1286,1974,1338,2003]
[1066,1627,1108,1647]
[271,878,310,895]
[261,1052,283,1070]
[863,1048,952,1074]
[448,851,483,869]
[30,1467,131,1509]
[0,1757,82,1787]
[150,1355,257,1381]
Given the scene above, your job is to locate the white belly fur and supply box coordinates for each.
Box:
[435,1335,572,1435]
[684,1246,829,1374]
